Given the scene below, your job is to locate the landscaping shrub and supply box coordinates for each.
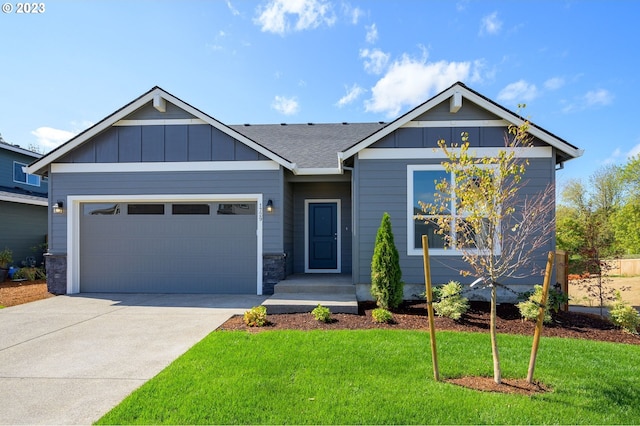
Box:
[243,306,268,327]
[371,308,393,324]
[370,213,403,310]
[311,304,332,323]
[609,292,640,334]
[517,285,552,324]
[433,281,469,320]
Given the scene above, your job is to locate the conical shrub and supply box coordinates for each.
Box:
[370,212,404,309]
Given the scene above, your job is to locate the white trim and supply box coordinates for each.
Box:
[113,119,208,126]
[0,143,42,158]
[304,199,341,273]
[359,146,553,160]
[407,164,501,257]
[401,119,509,128]
[0,193,48,206]
[66,193,263,295]
[27,87,296,175]
[293,167,343,175]
[51,161,280,174]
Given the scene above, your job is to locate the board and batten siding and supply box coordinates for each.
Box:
[354,149,555,297]
[48,169,284,255]
[59,124,270,164]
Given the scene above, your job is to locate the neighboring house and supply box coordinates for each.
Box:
[27,82,582,299]
[0,140,48,268]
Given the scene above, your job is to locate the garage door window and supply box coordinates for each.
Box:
[128,204,165,215]
[84,203,121,215]
[172,204,210,215]
[217,203,256,215]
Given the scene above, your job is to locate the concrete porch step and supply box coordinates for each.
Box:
[274,282,355,294]
[262,292,359,314]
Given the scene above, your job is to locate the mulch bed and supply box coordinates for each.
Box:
[0,280,51,307]
[219,300,640,346]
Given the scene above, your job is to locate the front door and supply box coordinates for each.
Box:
[306,201,340,272]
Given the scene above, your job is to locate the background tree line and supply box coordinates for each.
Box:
[557,154,640,269]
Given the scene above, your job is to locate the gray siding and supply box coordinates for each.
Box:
[48,169,284,255]
[291,181,352,274]
[283,179,294,274]
[414,98,499,121]
[354,154,555,289]
[58,125,269,163]
[0,201,47,265]
[126,101,197,120]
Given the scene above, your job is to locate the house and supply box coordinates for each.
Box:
[27,82,582,300]
[0,139,48,269]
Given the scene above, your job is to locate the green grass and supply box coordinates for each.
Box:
[97,330,640,425]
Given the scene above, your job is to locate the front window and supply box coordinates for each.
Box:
[407,165,498,256]
[13,162,40,186]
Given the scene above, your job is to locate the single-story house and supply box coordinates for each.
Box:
[28,82,582,299]
[0,140,48,269]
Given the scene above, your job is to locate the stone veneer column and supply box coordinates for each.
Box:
[44,253,67,295]
[262,253,287,295]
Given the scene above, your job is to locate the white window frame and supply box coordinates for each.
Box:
[13,161,41,186]
[407,164,500,256]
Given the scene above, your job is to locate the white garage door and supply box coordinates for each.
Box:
[79,201,257,293]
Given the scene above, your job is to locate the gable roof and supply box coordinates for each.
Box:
[231,122,386,174]
[27,87,295,176]
[27,83,582,176]
[340,81,583,164]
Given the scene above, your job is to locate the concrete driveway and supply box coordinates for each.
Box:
[0,293,266,425]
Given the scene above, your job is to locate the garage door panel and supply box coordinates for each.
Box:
[80,202,257,293]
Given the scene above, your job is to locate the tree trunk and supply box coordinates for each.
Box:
[490,285,502,384]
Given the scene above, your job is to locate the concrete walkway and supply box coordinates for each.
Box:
[0,293,266,425]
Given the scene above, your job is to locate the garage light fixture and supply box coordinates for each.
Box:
[266,199,274,213]
[53,200,64,214]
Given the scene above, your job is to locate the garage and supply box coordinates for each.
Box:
[78,200,258,293]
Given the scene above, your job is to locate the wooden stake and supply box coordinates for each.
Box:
[527,251,555,383]
[422,235,440,382]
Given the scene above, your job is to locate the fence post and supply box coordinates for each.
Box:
[555,250,569,312]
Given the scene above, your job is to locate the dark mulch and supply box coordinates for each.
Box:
[219,300,640,346]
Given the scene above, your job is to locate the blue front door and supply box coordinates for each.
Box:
[308,202,338,270]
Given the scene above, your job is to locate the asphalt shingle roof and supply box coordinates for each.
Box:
[230,122,387,169]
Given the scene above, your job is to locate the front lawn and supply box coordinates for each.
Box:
[97,330,640,425]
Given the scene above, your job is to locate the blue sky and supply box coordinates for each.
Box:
[0,0,638,187]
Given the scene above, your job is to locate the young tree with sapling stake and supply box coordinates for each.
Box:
[371,212,404,310]
[420,117,555,384]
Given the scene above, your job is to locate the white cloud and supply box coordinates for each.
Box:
[364,54,474,117]
[480,11,502,35]
[359,48,390,75]
[585,89,613,107]
[226,0,240,16]
[544,77,565,90]
[497,80,539,103]
[336,84,366,107]
[627,140,640,158]
[365,23,378,43]
[31,127,77,152]
[271,95,300,115]
[343,3,364,24]
[254,0,336,35]
[562,88,614,113]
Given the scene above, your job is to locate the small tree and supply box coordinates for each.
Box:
[371,212,404,309]
[421,119,555,384]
